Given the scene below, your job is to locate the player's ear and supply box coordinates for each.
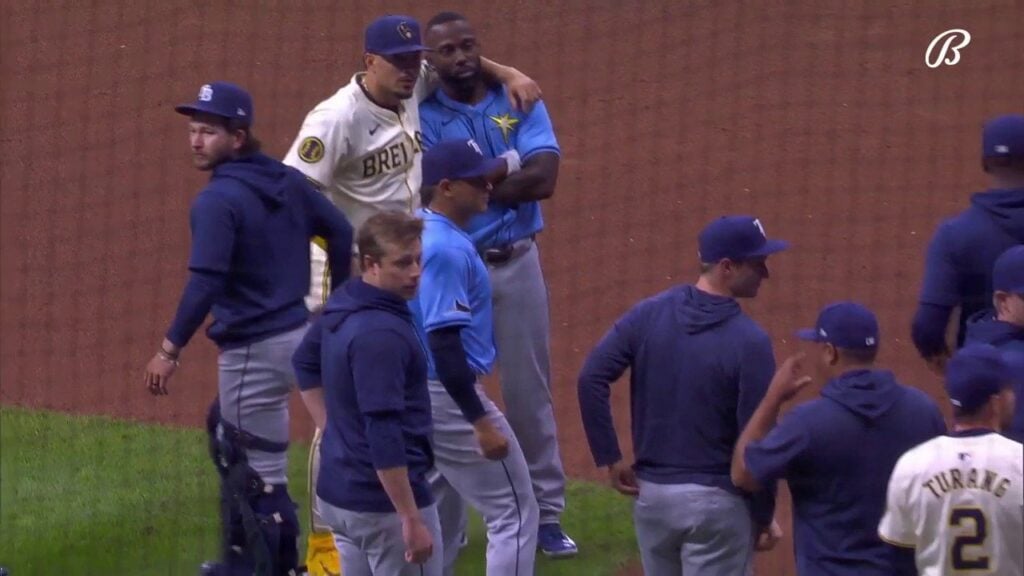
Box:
[438,178,454,198]
[360,253,375,272]
[364,52,375,71]
[232,128,247,151]
[825,343,838,366]
[993,291,1007,315]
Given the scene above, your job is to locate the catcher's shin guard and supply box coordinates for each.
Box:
[206,398,301,576]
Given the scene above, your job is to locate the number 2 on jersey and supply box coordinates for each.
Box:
[949,507,990,570]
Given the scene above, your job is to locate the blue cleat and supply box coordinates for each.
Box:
[537,523,578,559]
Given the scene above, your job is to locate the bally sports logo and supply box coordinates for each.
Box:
[925,29,971,68]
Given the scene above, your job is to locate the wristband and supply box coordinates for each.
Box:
[500,149,522,174]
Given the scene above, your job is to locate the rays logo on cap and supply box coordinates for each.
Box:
[753,218,767,238]
[397,22,414,39]
[467,139,483,155]
[198,84,213,102]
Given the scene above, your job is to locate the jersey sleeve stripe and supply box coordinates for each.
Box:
[521,146,561,161]
[425,317,472,332]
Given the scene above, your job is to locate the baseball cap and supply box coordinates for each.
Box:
[698,216,789,263]
[796,301,880,350]
[422,139,504,187]
[993,245,1024,294]
[982,114,1024,159]
[365,15,429,55]
[174,81,253,127]
[945,344,1016,412]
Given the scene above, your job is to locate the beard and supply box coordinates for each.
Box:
[441,65,481,94]
[192,149,230,171]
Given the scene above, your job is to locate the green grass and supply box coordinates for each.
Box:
[0,407,636,575]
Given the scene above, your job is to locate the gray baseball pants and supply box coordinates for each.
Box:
[633,480,755,576]
[218,323,308,485]
[429,380,539,576]
[319,499,444,576]
[487,240,566,525]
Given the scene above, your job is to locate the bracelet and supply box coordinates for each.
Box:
[157,349,180,365]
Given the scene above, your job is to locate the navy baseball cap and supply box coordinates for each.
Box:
[945,344,1017,412]
[174,81,253,127]
[993,245,1024,294]
[797,301,880,350]
[365,15,429,55]
[982,114,1024,159]
[422,139,504,187]
[698,216,789,263]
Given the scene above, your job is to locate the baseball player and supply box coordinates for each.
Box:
[291,211,443,576]
[577,216,787,575]
[411,139,539,575]
[878,344,1023,576]
[731,302,947,575]
[143,81,354,576]
[912,114,1024,373]
[419,12,574,557]
[965,245,1024,442]
[281,15,542,571]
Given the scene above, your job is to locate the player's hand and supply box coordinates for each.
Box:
[767,352,813,403]
[144,351,178,396]
[755,519,783,551]
[607,460,639,497]
[472,418,510,460]
[401,514,434,564]
[505,69,542,113]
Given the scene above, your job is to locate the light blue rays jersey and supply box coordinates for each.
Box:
[419,85,560,249]
[410,209,495,379]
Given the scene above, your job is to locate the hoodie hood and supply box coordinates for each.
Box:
[821,369,903,421]
[965,310,1024,348]
[673,285,742,334]
[971,189,1024,242]
[322,278,413,332]
[212,152,299,207]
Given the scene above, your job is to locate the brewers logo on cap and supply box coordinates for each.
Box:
[397,22,414,39]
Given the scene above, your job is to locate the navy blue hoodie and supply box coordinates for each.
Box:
[578,284,777,525]
[745,370,947,575]
[965,310,1024,442]
[913,189,1024,356]
[292,278,434,513]
[166,153,353,350]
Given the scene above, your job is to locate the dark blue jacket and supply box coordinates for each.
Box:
[912,189,1024,357]
[292,278,434,513]
[166,153,353,350]
[965,311,1024,443]
[745,369,946,576]
[578,284,777,525]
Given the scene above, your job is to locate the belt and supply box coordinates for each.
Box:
[481,236,534,266]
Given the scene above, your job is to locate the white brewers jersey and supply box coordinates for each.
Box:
[283,71,431,233]
[283,69,435,310]
[878,432,1024,576]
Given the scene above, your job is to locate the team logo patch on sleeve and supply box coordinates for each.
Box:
[298,137,326,163]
